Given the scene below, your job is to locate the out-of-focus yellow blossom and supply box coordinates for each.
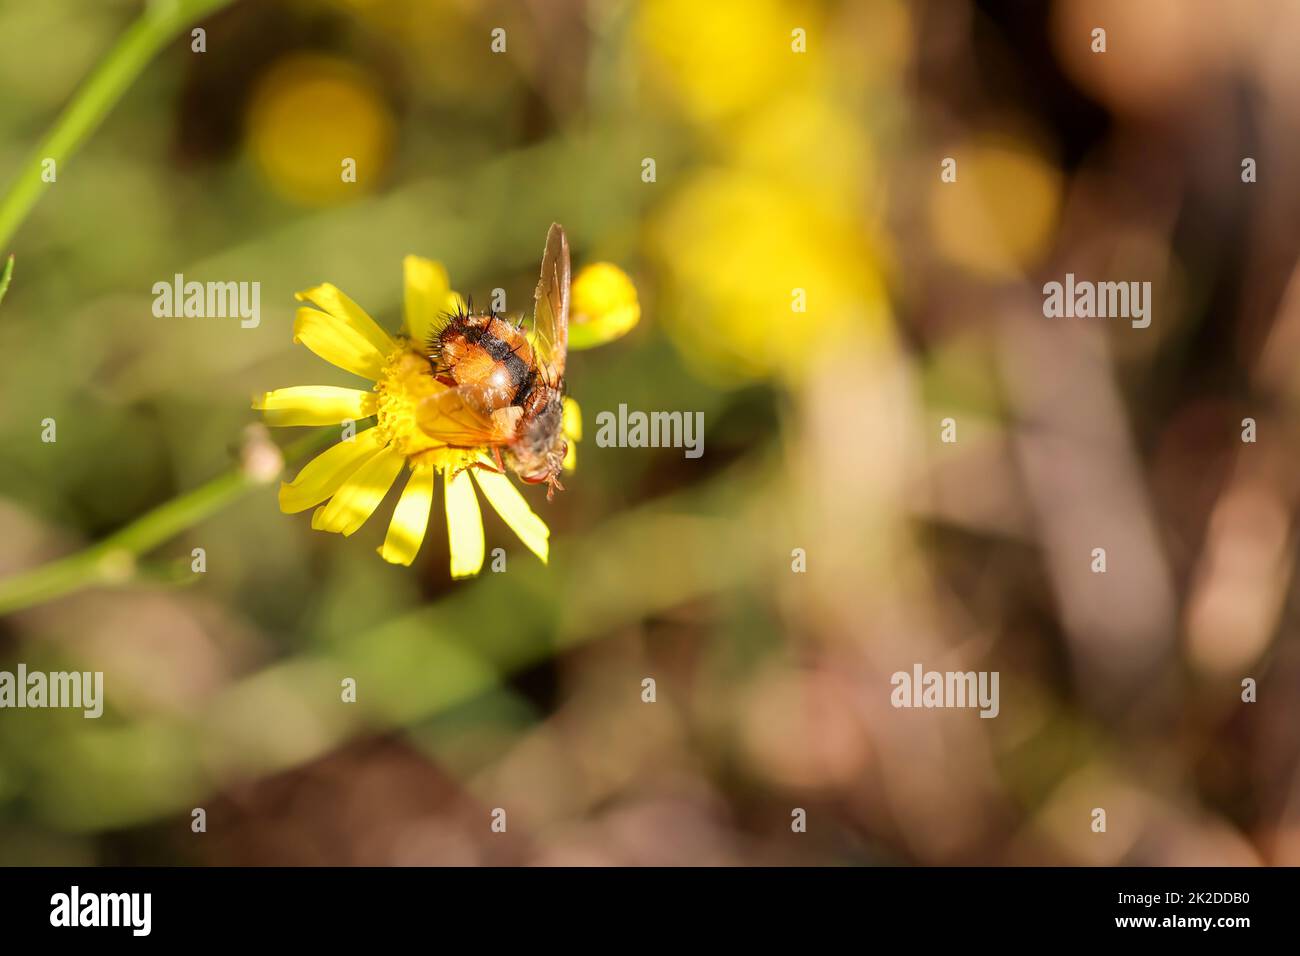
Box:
[254,257,583,576]
[928,136,1063,279]
[632,0,902,386]
[650,169,891,384]
[569,263,641,350]
[725,94,878,217]
[839,0,914,88]
[325,0,515,101]
[635,0,818,124]
[245,54,395,207]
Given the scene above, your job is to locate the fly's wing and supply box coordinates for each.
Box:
[530,223,570,384]
[416,384,516,448]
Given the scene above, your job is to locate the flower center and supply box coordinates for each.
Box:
[374,341,479,472]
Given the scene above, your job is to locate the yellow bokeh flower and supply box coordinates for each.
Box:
[636,0,818,124]
[245,54,395,207]
[650,169,890,384]
[568,263,641,350]
[927,135,1063,280]
[253,256,582,576]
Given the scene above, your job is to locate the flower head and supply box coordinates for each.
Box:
[569,262,642,349]
[255,252,637,577]
[257,258,564,575]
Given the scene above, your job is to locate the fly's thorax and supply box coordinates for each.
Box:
[435,313,535,403]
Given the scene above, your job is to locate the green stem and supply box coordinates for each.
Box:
[0,254,12,306]
[0,428,333,616]
[0,0,235,250]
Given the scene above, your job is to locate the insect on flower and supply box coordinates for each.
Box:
[421,223,571,500]
[254,224,638,576]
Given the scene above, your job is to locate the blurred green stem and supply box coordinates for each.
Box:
[0,429,332,616]
[0,254,12,306]
[0,0,234,250]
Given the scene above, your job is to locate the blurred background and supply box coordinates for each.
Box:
[2,0,1300,865]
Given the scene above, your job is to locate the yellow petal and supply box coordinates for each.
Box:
[278,427,384,513]
[253,386,377,426]
[562,396,582,441]
[568,262,640,350]
[293,307,388,380]
[295,283,396,357]
[311,444,405,536]
[402,255,451,345]
[561,397,581,471]
[445,467,485,578]
[444,290,468,318]
[379,465,435,565]
[472,468,549,564]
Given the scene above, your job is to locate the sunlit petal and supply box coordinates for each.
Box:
[379,465,435,565]
[278,427,383,513]
[311,444,405,536]
[472,468,549,564]
[293,307,388,380]
[562,396,582,441]
[561,397,581,471]
[295,282,396,356]
[445,467,485,578]
[254,386,376,426]
[402,255,451,344]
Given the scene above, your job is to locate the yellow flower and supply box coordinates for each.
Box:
[927,135,1062,280]
[254,256,580,576]
[569,263,641,350]
[649,169,890,384]
[635,0,812,124]
[245,54,395,207]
